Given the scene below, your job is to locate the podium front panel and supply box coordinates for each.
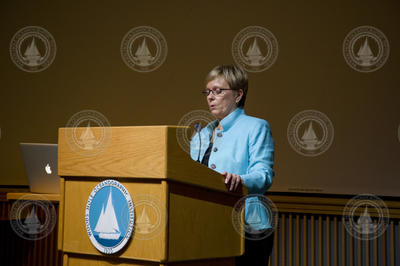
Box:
[60,178,168,262]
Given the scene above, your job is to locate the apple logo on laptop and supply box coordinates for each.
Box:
[45,163,52,174]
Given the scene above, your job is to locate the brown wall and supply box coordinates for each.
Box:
[0,1,399,196]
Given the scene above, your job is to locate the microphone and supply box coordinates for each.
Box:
[194,123,202,162]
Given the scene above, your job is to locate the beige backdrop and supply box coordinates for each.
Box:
[0,1,399,196]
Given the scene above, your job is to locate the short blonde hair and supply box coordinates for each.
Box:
[205,65,248,108]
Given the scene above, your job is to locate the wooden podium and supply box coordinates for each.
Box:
[57,126,245,266]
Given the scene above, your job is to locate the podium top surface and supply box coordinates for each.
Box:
[58,126,245,194]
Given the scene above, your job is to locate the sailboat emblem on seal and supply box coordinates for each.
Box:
[94,188,121,240]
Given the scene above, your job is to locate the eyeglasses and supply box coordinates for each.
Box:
[202,88,233,96]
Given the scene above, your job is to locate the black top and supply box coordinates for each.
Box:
[201,141,213,166]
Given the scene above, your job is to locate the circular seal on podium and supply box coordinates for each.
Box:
[85,180,134,254]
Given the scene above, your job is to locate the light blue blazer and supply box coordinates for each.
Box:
[190,107,275,230]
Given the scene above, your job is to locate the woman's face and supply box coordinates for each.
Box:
[205,76,242,121]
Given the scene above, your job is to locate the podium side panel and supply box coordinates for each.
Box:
[165,127,229,193]
[167,182,243,261]
[62,178,167,262]
[165,127,248,195]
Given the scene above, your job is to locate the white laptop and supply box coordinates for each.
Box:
[20,143,60,194]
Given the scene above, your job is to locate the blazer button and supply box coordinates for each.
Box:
[211,164,216,169]
[217,133,222,137]
[213,147,218,152]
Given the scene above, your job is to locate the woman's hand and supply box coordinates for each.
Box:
[222,171,244,192]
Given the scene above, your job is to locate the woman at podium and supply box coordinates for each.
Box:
[190,65,275,266]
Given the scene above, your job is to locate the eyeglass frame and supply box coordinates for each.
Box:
[201,87,234,96]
